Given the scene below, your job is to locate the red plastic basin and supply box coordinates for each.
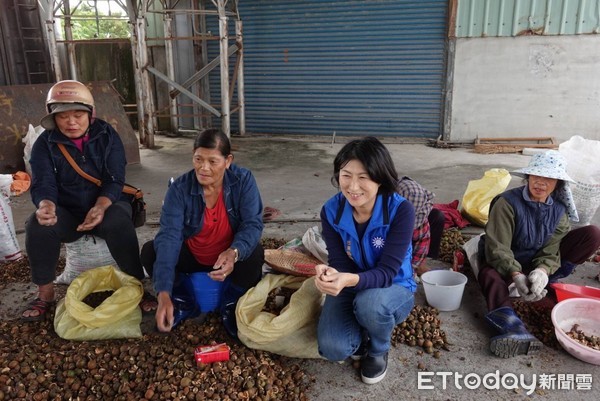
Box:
[550,283,600,302]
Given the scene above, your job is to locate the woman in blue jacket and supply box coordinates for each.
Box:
[141,128,264,335]
[316,137,416,385]
[22,80,144,321]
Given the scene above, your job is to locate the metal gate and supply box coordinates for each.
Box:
[212,0,448,137]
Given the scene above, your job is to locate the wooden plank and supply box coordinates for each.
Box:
[475,136,556,144]
[473,136,558,154]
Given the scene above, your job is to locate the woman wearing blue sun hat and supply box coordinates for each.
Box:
[477,149,600,358]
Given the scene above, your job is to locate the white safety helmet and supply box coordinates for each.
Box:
[40,80,95,129]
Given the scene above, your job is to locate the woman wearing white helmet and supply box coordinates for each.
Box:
[22,80,151,321]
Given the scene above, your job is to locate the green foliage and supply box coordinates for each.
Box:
[69,3,130,40]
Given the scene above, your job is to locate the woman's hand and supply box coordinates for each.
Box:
[155,291,174,332]
[528,267,549,296]
[36,200,57,226]
[77,196,111,231]
[511,272,530,297]
[314,264,358,296]
[209,247,237,281]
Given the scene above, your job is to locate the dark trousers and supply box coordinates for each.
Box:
[25,201,144,285]
[478,225,600,311]
[427,208,446,259]
[141,240,264,290]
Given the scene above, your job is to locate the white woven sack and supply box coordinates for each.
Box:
[570,183,600,226]
[559,136,600,225]
[0,174,21,262]
[56,235,118,284]
[462,234,483,278]
[22,124,44,176]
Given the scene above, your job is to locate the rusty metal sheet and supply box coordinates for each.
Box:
[0,81,140,174]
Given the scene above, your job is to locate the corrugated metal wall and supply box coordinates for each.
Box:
[210,0,449,138]
[456,0,600,37]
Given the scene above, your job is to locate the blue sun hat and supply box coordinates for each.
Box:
[512,150,579,222]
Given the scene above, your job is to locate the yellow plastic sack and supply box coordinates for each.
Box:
[461,168,511,227]
[54,265,143,340]
[236,274,324,359]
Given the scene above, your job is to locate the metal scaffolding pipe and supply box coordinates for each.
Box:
[146,66,221,117]
[235,19,245,135]
[199,0,211,129]
[45,6,62,81]
[126,0,145,147]
[138,14,156,148]
[169,44,237,98]
[63,0,78,80]
[217,0,230,137]
[163,12,179,134]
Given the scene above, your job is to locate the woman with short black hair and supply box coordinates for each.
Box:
[315,136,416,385]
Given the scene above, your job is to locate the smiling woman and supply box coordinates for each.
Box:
[140,128,265,337]
[315,136,416,385]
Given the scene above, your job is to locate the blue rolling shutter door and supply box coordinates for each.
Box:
[218,0,448,138]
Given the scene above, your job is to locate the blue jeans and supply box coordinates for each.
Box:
[317,284,414,360]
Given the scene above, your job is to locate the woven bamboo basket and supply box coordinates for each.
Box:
[264,249,321,277]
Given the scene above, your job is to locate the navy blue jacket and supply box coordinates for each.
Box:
[321,192,416,293]
[29,119,128,219]
[152,164,263,294]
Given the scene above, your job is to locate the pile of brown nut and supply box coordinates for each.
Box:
[439,229,469,264]
[391,305,451,359]
[513,301,560,349]
[0,256,65,285]
[0,239,456,399]
[82,291,115,308]
[566,324,600,351]
[261,238,287,251]
[0,314,314,401]
[262,287,297,316]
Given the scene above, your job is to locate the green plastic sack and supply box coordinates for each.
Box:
[54,265,143,340]
[236,274,324,359]
[461,168,511,227]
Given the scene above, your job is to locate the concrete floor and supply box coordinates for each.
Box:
[5,134,600,400]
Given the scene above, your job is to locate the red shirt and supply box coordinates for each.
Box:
[186,191,233,265]
[70,134,90,153]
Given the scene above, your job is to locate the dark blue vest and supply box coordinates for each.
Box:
[496,186,565,268]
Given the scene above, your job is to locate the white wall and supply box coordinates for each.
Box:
[450,35,600,143]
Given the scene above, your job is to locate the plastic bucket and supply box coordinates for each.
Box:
[421,270,468,311]
[187,272,225,312]
[550,283,600,303]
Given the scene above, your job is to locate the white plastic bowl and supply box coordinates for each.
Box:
[551,298,600,365]
[420,270,468,312]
